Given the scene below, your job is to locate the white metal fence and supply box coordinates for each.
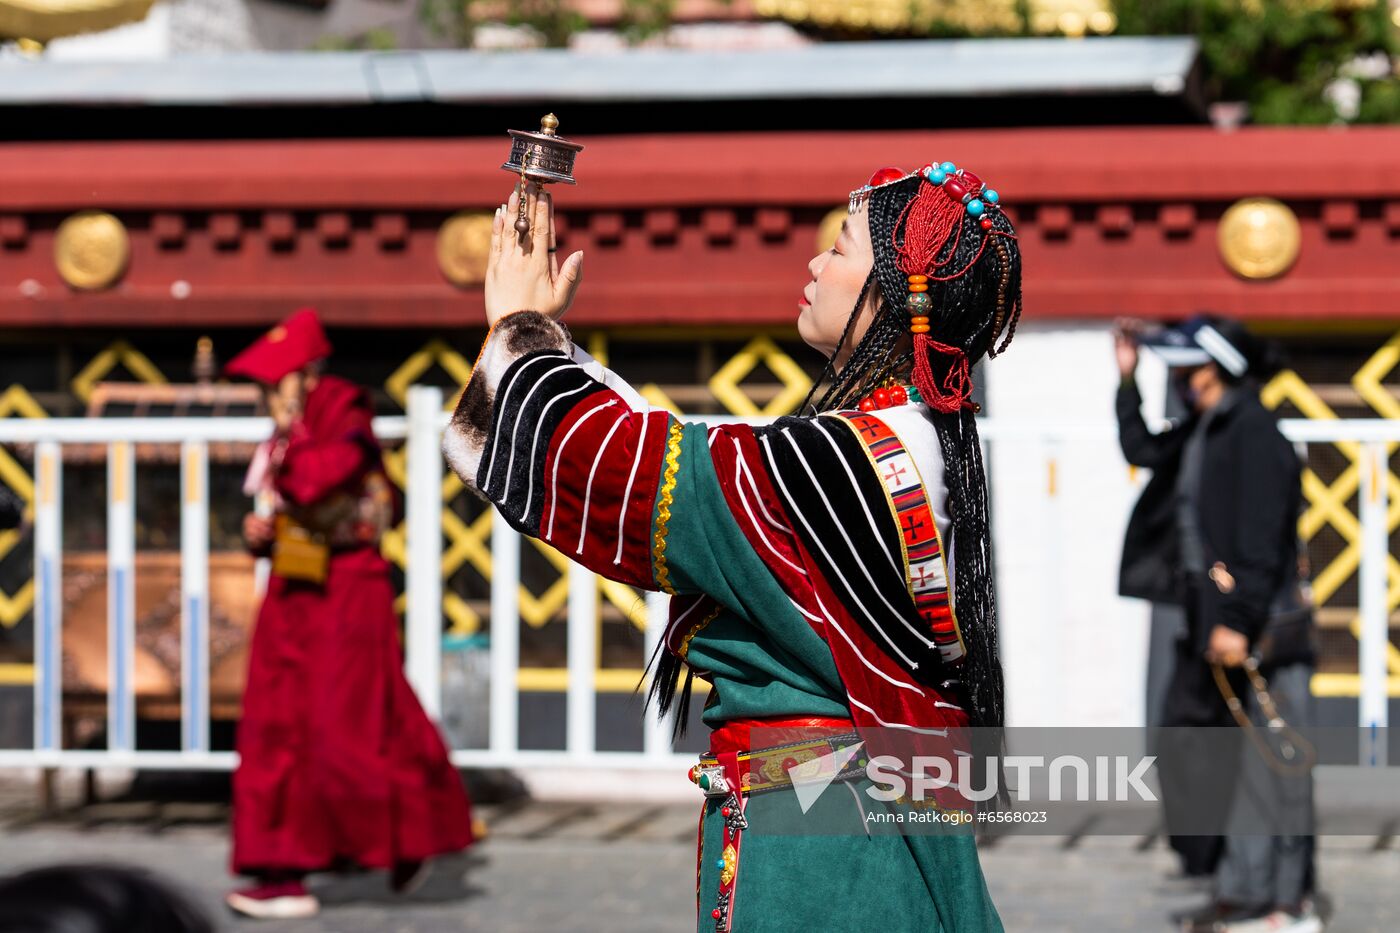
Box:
[0,388,1392,772]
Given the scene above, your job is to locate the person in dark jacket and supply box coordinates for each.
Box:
[1115,315,1319,933]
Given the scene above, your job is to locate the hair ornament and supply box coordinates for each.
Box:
[883,160,1017,412]
[848,165,914,214]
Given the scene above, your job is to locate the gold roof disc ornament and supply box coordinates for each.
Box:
[436,211,495,288]
[54,210,130,291]
[1218,197,1301,281]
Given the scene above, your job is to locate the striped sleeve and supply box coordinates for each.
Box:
[444,311,674,589]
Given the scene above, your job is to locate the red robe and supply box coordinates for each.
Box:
[232,375,473,875]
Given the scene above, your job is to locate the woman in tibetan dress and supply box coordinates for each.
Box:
[444,164,1023,933]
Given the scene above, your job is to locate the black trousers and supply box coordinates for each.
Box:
[1157,637,1242,877]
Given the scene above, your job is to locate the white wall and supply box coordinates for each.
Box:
[985,320,1154,727]
[45,2,172,59]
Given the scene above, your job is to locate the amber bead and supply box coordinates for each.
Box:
[911,324,931,334]
[907,274,928,284]
[910,315,930,325]
[908,283,929,293]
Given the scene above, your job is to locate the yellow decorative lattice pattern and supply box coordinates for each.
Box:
[0,386,45,628]
[382,338,654,638]
[385,338,473,411]
[383,340,475,631]
[708,336,813,418]
[1262,336,1400,694]
[70,340,166,403]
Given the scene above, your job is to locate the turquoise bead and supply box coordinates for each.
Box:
[716,858,726,869]
[928,168,947,184]
[939,161,956,172]
[698,773,711,790]
[984,189,999,203]
[967,199,985,216]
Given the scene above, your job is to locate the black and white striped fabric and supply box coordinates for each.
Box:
[755,414,947,686]
[477,350,609,537]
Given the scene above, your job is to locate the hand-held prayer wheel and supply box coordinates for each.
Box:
[501,113,584,235]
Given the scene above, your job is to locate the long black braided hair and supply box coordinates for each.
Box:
[803,174,1023,732]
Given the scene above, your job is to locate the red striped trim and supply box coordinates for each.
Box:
[835,411,965,665]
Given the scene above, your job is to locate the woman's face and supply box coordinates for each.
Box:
[798,202,879,366]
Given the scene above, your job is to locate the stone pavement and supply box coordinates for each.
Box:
[1,778,1397,932]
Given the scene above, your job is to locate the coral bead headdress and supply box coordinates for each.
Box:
[849,163,1022,415]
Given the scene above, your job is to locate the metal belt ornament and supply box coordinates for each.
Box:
[691,753,748,932]
[689,731,865,931]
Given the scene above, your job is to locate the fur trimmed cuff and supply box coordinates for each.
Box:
[443,312,572,493]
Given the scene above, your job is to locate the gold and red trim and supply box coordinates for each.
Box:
[834,411,965,665]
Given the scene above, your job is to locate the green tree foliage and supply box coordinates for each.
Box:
[419,0,684,48]
[1113,0,1400,123]
[312,27,400,51]
[413,0,1399,124]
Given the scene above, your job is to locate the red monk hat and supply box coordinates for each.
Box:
[225,308,333,385]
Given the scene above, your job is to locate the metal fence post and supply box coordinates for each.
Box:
[107,442,136,754]
[405,386,445,720]
[180,442,211,753]
[566,563,598,757]
[1358,441,1390,766]
[33,442,62,756]
[642,591,671,758]
[490,511,521,758]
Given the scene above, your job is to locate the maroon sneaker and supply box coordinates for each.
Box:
[226,880,319,919]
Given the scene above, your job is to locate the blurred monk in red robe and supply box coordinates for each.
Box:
[224,308,473,920]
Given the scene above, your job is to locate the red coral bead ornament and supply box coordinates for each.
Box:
[942,170,982,204]
[889,385,908,406]
[858,397,877,413]
[867,166,906,188]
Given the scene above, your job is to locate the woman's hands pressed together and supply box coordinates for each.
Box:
[484,181,585,328]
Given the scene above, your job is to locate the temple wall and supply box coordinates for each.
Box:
[986,320,1151,728]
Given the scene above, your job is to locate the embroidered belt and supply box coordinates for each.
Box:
[689,717,860,932]
[692,732,865,797]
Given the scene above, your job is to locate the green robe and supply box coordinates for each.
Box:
[669,422,1002,933]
